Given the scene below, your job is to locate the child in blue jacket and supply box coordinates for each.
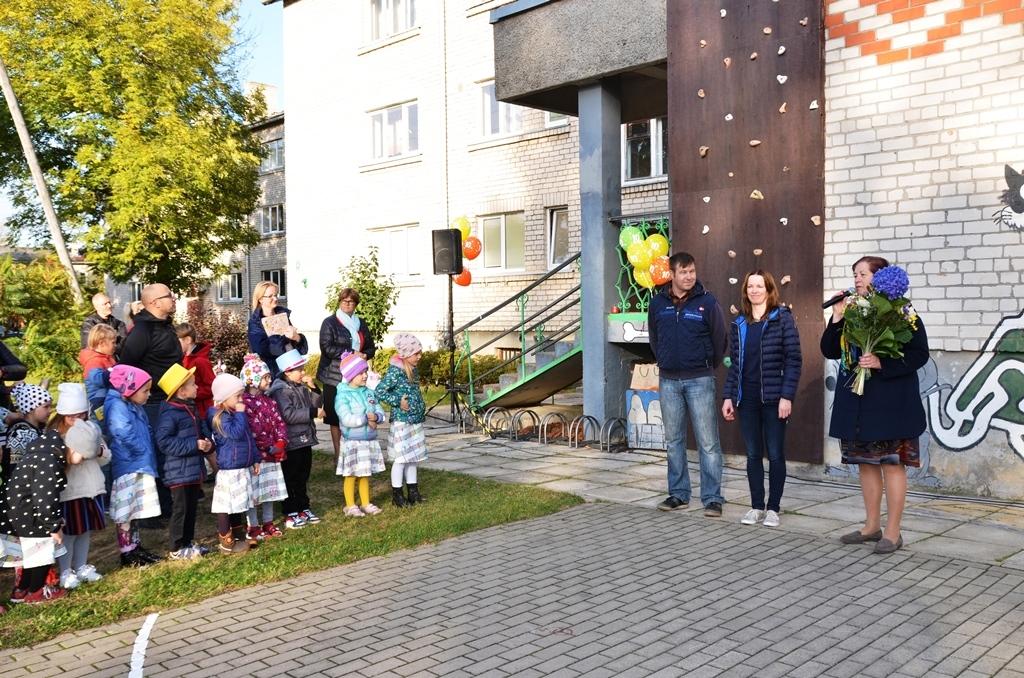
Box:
[106,365,162,567]
[335,353,386,517]
[207,374,259,554]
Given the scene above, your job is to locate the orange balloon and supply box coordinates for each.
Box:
[649,256,671,285]
[463,236,482,260]
[453,267,472,286]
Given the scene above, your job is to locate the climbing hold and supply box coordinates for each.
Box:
[728,172,735,177]
[780,275,791,285]
[779,102,787,114]
[729,278,738,284]
[750,190,764,200]
[730,305,739,315]
[721,9,727,17]
[749,140,762,147]
[724,57,732,68]
[702,225,710,234]
[699,145,709,157]
[763,27,772,34]
[811,215,821,226]
[728,250,736,258]
[750,52,758,60]
[703,196,710,203]
[700,39,707,48]
[725,113,733,121]
[753,248,763,256]
[778,46,786,55]
[780,217,788,225]
[698,88,705,98]
[800,17,808,25]
[777,75,788,84]
[809,99,819,110]
[783,166,790,171]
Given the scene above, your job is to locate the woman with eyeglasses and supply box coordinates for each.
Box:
[316,288,377,462]
[247,281,307,378]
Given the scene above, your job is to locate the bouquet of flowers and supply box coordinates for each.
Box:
[840,265,918,395]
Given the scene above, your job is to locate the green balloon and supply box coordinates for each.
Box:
[619,226,643,250]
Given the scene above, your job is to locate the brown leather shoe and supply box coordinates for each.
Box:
[873,535,904,554]
[840,529,883,544]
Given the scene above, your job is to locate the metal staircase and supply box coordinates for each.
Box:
[454,253,582,412]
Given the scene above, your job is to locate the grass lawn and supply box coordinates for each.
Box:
[0,451,582,648]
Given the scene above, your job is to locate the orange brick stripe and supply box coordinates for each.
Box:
[827,0,1024,65]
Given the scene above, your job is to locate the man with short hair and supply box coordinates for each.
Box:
[648,252,729,517]
[80,293,128,356]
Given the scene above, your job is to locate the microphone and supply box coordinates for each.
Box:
[822,288,856,309]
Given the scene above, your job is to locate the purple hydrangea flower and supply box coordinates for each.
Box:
[871,266,910,300]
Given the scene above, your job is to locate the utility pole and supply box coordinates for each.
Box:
[0,54,84,305]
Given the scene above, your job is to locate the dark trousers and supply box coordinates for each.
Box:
[281,446,312,516]
[144,401,173,516]
[738,395,789,513]
[168,483,200,551]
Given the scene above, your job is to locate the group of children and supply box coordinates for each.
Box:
[0,326,428,607]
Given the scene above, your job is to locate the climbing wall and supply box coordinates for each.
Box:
[667,0,825,463]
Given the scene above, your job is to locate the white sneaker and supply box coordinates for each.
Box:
[60,568,81,589]
[76,564,103,582]
[741,509,766,525]
[764,510,781,527]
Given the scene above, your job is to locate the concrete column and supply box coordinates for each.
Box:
[578,80,630,423]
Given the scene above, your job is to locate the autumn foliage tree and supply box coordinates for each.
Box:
[0,0,265,293]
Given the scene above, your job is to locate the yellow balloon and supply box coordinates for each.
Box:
[626,242,653,269]
[450,216,471,241]
[646,234,669,257]
[634,267,656,289]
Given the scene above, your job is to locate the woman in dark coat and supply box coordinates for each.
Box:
[722,270,802,529]
[247,281,307,378]
[821,255,929,555]
[316,288,377,461]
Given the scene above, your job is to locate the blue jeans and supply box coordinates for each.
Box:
[738,396,788,512]
[660,376,724,506]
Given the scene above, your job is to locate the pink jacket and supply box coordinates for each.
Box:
[242,392,289,462]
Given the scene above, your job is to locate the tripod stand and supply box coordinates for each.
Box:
[425,273,468,424]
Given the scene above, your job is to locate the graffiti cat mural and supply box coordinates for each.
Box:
[995,165,1024,230]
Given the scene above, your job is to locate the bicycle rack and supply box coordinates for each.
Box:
[568,415,601,449]
[511,409,540,441]
[539,412,570,445]
[600,418,629,452]
[482,406,512,438]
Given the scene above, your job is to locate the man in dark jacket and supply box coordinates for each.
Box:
[647,252,729,517]
[119,283,183,520]
[80,293,128,356]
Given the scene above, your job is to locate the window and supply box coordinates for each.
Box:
[370,0,416,41]
[261,269,286,299]
[482,83,523,137]
[259,204,285,235]
[371,102,418,159]
[545,111,569,128]
[480,213,525,272]
[261,138,284,172]
[371,225,420,276]
[130,282,142,303]
[218,272,244,301]
[547,208,570,268]
[622,116,668,182]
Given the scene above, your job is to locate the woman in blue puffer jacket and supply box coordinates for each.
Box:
[721,270,802,529]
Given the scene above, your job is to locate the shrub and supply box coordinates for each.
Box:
[324,247,400,346]
[304,353,320,379]
[371,348,396,375]
[185,299,249,373]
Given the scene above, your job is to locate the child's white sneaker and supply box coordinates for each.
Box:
[76,564,103,582]
[60,568,81,590]
[764,510,781,527]
[343,505,365,517]
[741,509,765,525]
[362,504,382,515]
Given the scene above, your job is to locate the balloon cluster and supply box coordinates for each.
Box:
[450,217,479,287]
[619,227,670,289]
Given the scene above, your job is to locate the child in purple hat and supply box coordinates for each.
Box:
[335,352,386,516]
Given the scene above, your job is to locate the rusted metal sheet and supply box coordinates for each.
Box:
[668,0,825,463]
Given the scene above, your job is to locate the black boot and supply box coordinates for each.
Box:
[407,483,426,504]
[392,486,410,508]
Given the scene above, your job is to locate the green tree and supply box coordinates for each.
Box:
[0,0,265,293]
[325,246,400,345]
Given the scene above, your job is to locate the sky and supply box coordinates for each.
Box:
[0,0,285,231]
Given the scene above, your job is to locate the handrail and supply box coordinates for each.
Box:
[453,252,580,335]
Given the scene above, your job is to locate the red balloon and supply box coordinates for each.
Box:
[453,267,472,286]
[463,236,482,260]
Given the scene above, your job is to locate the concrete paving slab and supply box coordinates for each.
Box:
[942,521,1024,546]
[573,470,654,485]
[534,479,608,494]
[579,486,664,504]
[912,500,998,521]
[910,536,1021,562]
[424,461,477,472]
[778,513,854,538]
[490,470,568,485]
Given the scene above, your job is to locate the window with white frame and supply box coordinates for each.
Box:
[545,111,569,128]
[259,204,285,235]
[218,272,244,301]
[480,212,525,272]
[261,138,284,172]
[370,0,416,41]
[261,269,286,299]
[482,83,523,137]
[371,102,419,160]
[130,282,142,303]
[622,117,668,182]
[371,225,420,277]
[547,208,570,268]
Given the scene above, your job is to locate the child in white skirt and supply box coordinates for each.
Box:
[106,365,163,567]
[239,354,289,539]
[208,374,259,554]
[335,353,386,516]
[375,333,428,508]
